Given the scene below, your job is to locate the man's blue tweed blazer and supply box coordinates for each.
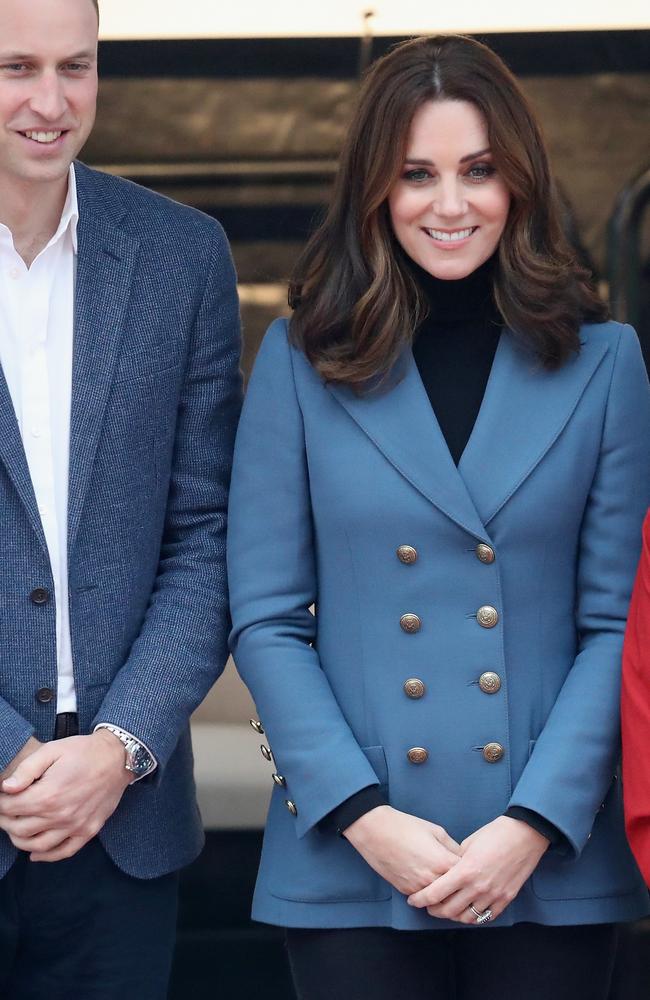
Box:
[0,162,241,879]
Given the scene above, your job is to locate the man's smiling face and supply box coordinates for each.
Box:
[0,0,98,194]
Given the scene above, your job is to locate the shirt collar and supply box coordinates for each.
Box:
[0,164,80,256]
[52,163,79,254]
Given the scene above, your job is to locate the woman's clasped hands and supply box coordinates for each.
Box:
[343,805,463,896]
[344,809,550,925]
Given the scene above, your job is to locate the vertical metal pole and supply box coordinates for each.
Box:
[358,9,376,81]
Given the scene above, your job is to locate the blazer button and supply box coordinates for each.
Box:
[272,773,286,787]
[482,742,504,763]
[285,800,298,816]
[476,543,495,564]
[260,745,273,761]
[478,672,501,694]
[476,606,499,628]
[249,719,264,735]
[30,587,50,605]
[407,747,429,764]
[36,687,55,704]
[404,678,426,699]
[396,545,418,565]
[400,613,421,633]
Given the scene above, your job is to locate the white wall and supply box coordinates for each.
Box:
[98,0,649,40]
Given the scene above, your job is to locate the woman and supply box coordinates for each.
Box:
[622,511,650,883]
[227,35,650,1000]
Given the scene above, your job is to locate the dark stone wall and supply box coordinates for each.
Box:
[82,69,650,365]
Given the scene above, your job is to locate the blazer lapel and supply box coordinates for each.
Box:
[0,367,48,552]
[459,330,609,525]
[68,169,140,554]
[327,353,488,541]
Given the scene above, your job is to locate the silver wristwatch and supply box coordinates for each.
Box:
[95,724,156,782]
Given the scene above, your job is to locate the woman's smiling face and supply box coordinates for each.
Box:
[388,99,511,281]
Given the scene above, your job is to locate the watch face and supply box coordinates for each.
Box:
[126,743,153,777]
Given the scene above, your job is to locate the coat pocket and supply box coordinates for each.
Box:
[266,745,392,903]
[532,776,644,900]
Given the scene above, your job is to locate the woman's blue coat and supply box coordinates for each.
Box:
[228,317,650,929]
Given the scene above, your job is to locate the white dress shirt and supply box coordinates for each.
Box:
[0,168,157,776]
[0,166,78,712]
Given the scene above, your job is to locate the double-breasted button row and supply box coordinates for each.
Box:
[408,745,505,765]
[398,543,496,565]
[401,608,499,632]
[396,543,500,768]
[399,543,496,565]
[404,674,500,698]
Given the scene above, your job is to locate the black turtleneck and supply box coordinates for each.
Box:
[410,255,502,465]
[320,258,563,851]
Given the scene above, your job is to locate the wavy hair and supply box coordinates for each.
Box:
[288,35,607,390]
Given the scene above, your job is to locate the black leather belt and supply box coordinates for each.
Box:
[54,713,79,740]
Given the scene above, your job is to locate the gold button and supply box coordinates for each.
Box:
[272,773,286,787]
[404,678,425,699]
[285,800,298,816]
[483,742,504,763]
[477,606,499,628]
[397,545,418,565]
[476,543,495,564]
[407,747,429,764]
[260,745,273,761]
[478,672,501,694]
[249,719,264,735]
[400,613,421,633]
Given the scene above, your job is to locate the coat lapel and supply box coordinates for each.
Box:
[327,329,609,538]
[67,166,140,554]
[327,354,489,541]
[0,368,48,552]
[458,330,609,525]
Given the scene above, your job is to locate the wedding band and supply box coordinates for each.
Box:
[469,904,493,924]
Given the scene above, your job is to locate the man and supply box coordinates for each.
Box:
[0,0,241,995]
[622,511,650,885]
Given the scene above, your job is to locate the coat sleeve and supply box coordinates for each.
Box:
[622,511,650,884]
[92,222,242,773]
[227,321,384,838]
[508,325,650,857]
[0,706,36,773]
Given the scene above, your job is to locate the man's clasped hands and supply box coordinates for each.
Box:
[0,733,132,863]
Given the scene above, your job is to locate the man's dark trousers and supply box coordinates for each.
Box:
[0,840,179,1000]
[0,715,179,999]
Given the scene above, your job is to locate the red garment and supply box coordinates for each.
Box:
[622,510,650,885]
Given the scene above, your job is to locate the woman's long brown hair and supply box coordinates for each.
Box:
[288,35,607,391]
